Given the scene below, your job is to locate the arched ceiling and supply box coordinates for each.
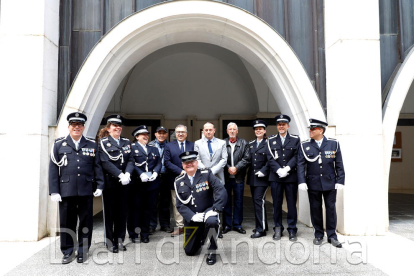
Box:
[106,42,280,119]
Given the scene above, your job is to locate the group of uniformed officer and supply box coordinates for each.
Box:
[49,112,345,265]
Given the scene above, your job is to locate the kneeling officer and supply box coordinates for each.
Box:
[175,151,227,265]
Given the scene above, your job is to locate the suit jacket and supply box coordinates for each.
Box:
[131,142,162,191]
[98,135,134,189]
[164,140,194,189]
[194,137,227,184]
[266,132,300,183]
[297,136,345,191]
[49,135,104,197]
[246,138,270,187]
[175,169,227,223]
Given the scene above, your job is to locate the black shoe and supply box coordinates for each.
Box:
[328,238,342,248]
[77,254,87,263]
[289,232,297,242]
[107,245,119,253]
[218,230,223,239]
[118,242,127,251]
[222,226,231,234]
[160,226,173,233]
[250,231,266,239]
[206,253,216,265]
[149,228,155,235]
[313,237,323,245]
[273,229,283,241]
[62,253,75,264]
[130,237,140,243]
[234,227,246,234]
[141,237,149,243]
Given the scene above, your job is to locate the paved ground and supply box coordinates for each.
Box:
[4,197,389,276]
[388,193,414,241]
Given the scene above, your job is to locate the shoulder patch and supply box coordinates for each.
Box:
[55,137,65,143]
[85,137,96,143]
[249,140,255,144]
[290,134,299,139]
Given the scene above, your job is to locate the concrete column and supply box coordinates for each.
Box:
[324,0,386,235]
[0,0,59,241]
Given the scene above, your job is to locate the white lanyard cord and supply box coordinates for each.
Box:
[100,139,124,164]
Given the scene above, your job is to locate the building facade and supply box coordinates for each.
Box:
[0,0,413,241]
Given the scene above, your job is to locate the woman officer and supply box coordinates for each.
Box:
[129,125,161,243]
[246,119,270,239]
[98,114,134,253]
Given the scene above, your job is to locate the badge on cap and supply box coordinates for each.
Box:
[280,115,283,118]
[117,115,120,119]
[62,142,67,146]
[306,147,310,151]
[107,143,111,147]
[186,152,189,156]
[180,182,184,186]
[256,120,258,124]
[75,113,79,117]
[310,119,313,123]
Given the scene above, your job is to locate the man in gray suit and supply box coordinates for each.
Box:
[194,122,228,184]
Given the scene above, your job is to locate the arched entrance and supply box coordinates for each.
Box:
[383,47,414,228]
[53,0,325,231]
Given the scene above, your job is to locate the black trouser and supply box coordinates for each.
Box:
[59,195,93,256]
[249,185,269,232]
[270,181,298,233]
[184,216,219,256]
[102,185,129,246]
[150,173,171,229]
[307,189,338,240]
[223,178,244,229]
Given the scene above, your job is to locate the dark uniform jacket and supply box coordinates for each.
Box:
[297,136,345,191]
[131,142,162,191]
[224,137,250,184]
[246,139,270,187]
[49,135,104,197]
[266,132,300,183]
[175,169,227,223]
[98,135,134,189]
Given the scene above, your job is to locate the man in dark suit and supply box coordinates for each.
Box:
[297,118,345,248]
[266,115,300,241]
[175,151,227,265]
[164,124,194,236]
[49,112,104,264]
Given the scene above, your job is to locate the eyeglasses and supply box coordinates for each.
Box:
[309,127,320,131]
[176,131,187,134]
[70,122,85,127]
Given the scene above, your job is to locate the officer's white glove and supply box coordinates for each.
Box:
[93,189,102,197]
[140,173,149,182]
[204,210,218,222]
[255,171,265,177]
[277,168,288,178]
[120,172,130,185]
[51,193,62,202]
[148,172,158,182]
[298,183,308,191]
[191,213,204,222]
[284,166,291,172]
[335,184,344,190]
[118,172,125,179]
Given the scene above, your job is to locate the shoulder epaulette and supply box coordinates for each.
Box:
[121,138,130,141]
[301,139,310,144]
[101,137,108,141]
[327,137,337,141]
[131,143,135,146]
[201,170,208,174]
[268,135,277,140]
[249,140,255,144]
[55,137,65,143]
[175,173,186,181]
[290,134,299,139]
[85,137,96,143]
[148,144,155,147]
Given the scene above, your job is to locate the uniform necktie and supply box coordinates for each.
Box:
[180,142,184,153]
[189,176,193,185]
[207,140,213,157]
[317,141,321,148]
[281,137,285,145]
[75,141,79,150]
[116,139,120,146]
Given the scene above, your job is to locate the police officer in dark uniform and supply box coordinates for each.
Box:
[297,118,345,248]
[266,114,300,241]
[175,151,227,265]
[98,114,134,253]
[49,112,104,264]
[128,125,162,243]
[246,120,270,239]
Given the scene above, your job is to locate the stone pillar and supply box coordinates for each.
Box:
[324,0,386,235]
[0,0,59,241]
